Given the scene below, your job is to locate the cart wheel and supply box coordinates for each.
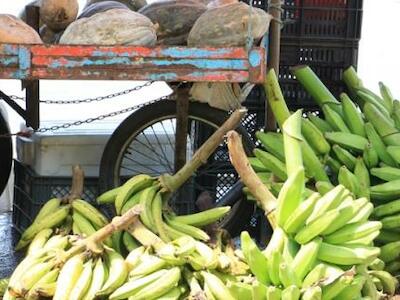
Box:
[99,100,255,234]
[0,108,12,196]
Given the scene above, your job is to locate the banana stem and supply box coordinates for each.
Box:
[291,65,341,112]
[64,165,84,203]
[65,205,142,257]
[263,69,291,129]
[227,130,277,228]
[160,108,247,193]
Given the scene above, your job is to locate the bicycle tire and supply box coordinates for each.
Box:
[99,100,255,234]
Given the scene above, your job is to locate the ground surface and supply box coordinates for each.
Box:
[0,213,22,278]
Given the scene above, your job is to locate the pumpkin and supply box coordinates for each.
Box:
[0,14,42,44]
[85,0,147,11]
[188,0,272,47]
[40,0,79,31]
[59,9,157,46]
[138,0,206,45]
[78,1,129,19]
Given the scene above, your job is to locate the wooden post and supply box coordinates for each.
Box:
[266,0,282,131]
[174,87,190,173]
[25,5,41,130]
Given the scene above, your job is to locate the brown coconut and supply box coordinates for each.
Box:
[85,0,147,11]
[40,0,79,31]
[0,14,42,44]
[59,9,157,46]
[78,1,129,19]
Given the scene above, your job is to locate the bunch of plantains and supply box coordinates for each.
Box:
[228,108,398,300]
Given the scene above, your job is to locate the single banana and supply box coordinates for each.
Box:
[317,243,380,265]
[139,185,158,230]
[338,166,360,197]
[325,131,368,152]
[371,166,400,181]
[364,102,397,137]
[354,157,370,199]
[53,254,84,300]
[379,241,400,263]
[171,206,231,227]
[365,122,397,167]
[302,118,331,155]
[332,144,357,171]
[114,174,154,215]
[284,193,319,234]
[302,263,344,288]
[165,216,210,241]
[250,280,267,300]
[266,286,282,300]
[33,198,62,224]
[97,186,122,204]
[368,270,397,296]
[376,230,400,244]
[71,200,108,229]
[350,201,374,223]
[267,250,282,286]
[385,260,400,274]
[374,199,400,218]
[96,247,128,296]
[363,142,379,169]
[201,271,235,300]
[129,254,167,278]
[111,231,124,254]
[276,167,305,227]
[279,263,301,288]
[282,111,303,177]
[341,92,366,137]
[122,231,139,252]
[69,259,93,300]
[121,189,145,215]
[249,157,270,172]
[27,228,53,256]
[301,286,322,300]
[341,230,380,246]
[387,145,400,164]
[281,285,300,300]
[322,200,364,235]
[321,274,354,300]
[72,210,96,238]
[109,269,168,300]
[380,213,400,230]
[82,257,105,300]
[369,258,386,271]
[324,221,382,244]
[292,237,321,281]
[256,131,285,162]
[125,246,145,271]
[323,105,350,133]
[379,82,394,113]
[254,148,287,181]
[307,112,333,133]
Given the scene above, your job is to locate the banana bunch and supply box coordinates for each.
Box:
[230,109,398,299]
[15,197,110,251]
[96,174,231,246]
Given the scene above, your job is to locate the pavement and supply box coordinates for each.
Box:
[0,213,23,278]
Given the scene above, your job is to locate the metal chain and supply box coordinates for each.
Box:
[9,81,155,104]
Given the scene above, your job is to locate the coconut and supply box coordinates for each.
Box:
[40,0,79,31]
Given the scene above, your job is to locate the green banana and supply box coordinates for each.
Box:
[379,82,394,113]
[323,105,350,133]
[302,263,344,288]
[318,243,380,265]
[364,102,397,137]
[249,157,270,172]
[324,221,382,244]
[139,186,158,230]
[96,247,128,296]
[365,122,397,167]
[374,199,400,218]
[325,132,368,152]
[292,237,321,281]
[358,88,391,117]
[72,210,96,238]
[385,260,400,274]
[341,230,379,246]
[201,271,235,300]
[332,144,356,171]
[268,250,282,286]
[125,246,145,271]
[254,149,287,181]
[379,241,400,263]
[165,216,209,241]
[283,193,319,234]
[27,228,53,256]
[341,92,366,137]
[72,200,108,228]
[122,231,139,252]
[250,281,267,300]
[376,230,400,244]
[301,286,322,300]
[240,231,269,285]
[354,157,370,199]
[256,131,285,162]
[281,285,300,300]
[325,156,341,174]
[301,141,331,182]
[114,174,154,215]
[70,260,93,300]
[129,254,167,278]
[34,198,62,224]
[97,187,122,204]
[266,286,282,300]
[338,166,360,197]
[150,192,170,242]
[387,145,400,164]
[350,201,374,223]
[295,209,340,244]
[321,274,353,300]
[302,118,331,155]
[332,274,365,299]
[279,263,301,288]
[371,166,400,181]
[315,181,334,195]
[276,167,305,227]
[263,227,287,257]
[368,270,398,296]
[321,202,360,235]
[82,257,105,300]
[120,190,144,215]
[307,113,333,133]
[363,142,379,169]
[171,206,231,227]
[369,258,385,271]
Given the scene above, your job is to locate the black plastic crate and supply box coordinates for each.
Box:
[279,39,358,108]
[12,160,99,233]
[243,0,363,41]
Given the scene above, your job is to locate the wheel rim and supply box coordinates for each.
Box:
[112,114,240,214]
[0,111,12,197]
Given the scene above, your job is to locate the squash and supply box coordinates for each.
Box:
[78,1,129,19]
[85,0,147,11]
[40,0,79,31]
[188,0,272,47]
[59,9,157,46]
[39,24,63,43]
[138,0,206,45]
[0,14,42,44]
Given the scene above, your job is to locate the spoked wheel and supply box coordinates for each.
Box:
[99,99,255,236]
[0,107,12,197]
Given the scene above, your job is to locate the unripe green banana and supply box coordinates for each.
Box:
[120,190,144,215]
[364,102,397,137]
[279,263,301,288]
[315,181,334,195]
[385,260,400,274]
[307,113,333,133]
[318,243,380,265]
[129,254,167,278]
[283,193,319,234]
[254,149,287,181]
[376,230,400,244]
[365,122,397,167]
[227,281,252,300]
[325,132,368,153]
[332,274,365,299]
[324,221,382,244]
[379,241,400,263]
[171,206,231,227]
[267,250,282,286]
[263,227,287,257]
[358,88,392,117]
[72,200,108,229]
[281,285,300,300]
[295,209,340,244]
[27,228,53,256]
[276,167,305,227]
[266,286,282,300]
[363,142,379,169]
[139,185,158,230]
[302,263,344,288]
[82,257,105,300]
[380,213,400,229]
[292,237,321,281]
[249,157,270,172]
[54,254,84,300]
[350,201,373,223]
[341,230,379,246]
[114,174,154,215]
[387,145,400,164]
[201,271,235,300]
[354,157,370,199]
[323,105,350,133]
[338,166,360,197]
[374,199,400,218]
[97,186,122,204]
[122,231,139,252]
[34,198,62,224]
[379,82,394,113]
[165,216,210,241]
[341,92,366,137]
[321,274,353,300]
[371,166,400,181]
[369,258,385,271]
[72,210,96,238]
[301,286,322,300]
[302,118,331,155]
[70,260,93,300]
[256,131,285,162]
[325,156,341,174]
[301,141,331,182]
[240,231,269,285]
[321,202,360,235]
[332,144,356,171]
